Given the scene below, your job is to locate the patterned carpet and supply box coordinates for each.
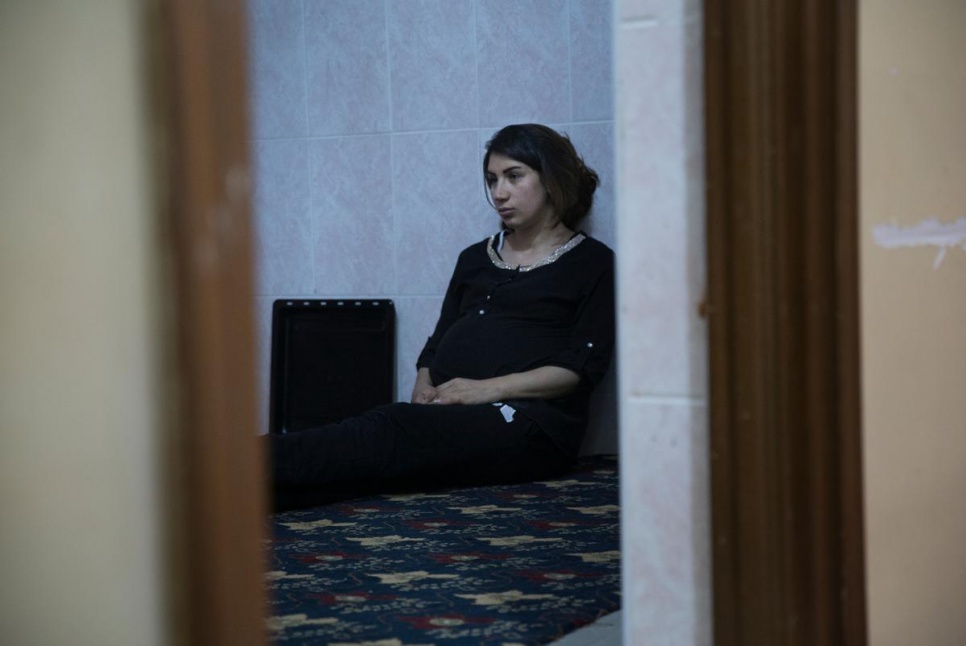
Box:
[266,455,621,645]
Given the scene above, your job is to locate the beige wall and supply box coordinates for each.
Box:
[861,1,966,643]
[0,2,167,645]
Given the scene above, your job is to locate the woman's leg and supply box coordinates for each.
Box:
[268,402,570,510]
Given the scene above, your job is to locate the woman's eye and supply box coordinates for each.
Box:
[508,173,521,180]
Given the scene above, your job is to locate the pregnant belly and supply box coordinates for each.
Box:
[430,315,568,383]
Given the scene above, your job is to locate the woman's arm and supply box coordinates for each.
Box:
[431,366,580,406]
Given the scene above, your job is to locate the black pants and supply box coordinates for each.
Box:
[268,402,573,511]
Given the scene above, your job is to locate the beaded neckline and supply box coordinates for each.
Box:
[486,232,586,272]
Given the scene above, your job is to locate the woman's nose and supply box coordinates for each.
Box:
[492,180,509,201]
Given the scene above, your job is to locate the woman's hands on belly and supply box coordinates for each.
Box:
[431,377,501,406]
[430,366,580,406]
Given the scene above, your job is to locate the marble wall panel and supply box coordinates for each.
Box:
[570,0,615,122]
[476,0,571,127]
[617,22,686,165]
[304,0,390,135]
[616,21,706,398]
[618,184,705,398]
[388,0,479,132]
[309,135,395,295]
[248,0,306,139]
[615,1,710,642]
[252,139,313,295]
[619,398,712,646]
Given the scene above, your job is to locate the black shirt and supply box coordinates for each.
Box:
[417,232,615,458]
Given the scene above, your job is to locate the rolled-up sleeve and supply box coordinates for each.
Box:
[545,254,615,387]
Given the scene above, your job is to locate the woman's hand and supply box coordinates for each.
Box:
[432,378,501,406]
[432,367,580,406]
[410,368,438,404]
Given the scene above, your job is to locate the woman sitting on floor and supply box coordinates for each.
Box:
[270,123,615,511]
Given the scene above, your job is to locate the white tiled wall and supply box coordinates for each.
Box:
[247,0,616,446]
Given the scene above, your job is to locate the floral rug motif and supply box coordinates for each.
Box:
[266,455,620,645]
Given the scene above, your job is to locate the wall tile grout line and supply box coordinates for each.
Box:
[250,120,616,144]
[626,394,708,406]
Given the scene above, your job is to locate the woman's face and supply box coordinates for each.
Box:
[485,153,555,231]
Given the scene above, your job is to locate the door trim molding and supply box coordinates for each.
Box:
[158,2,268,644]
[705,1,867,644]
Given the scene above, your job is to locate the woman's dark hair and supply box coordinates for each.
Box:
[484,124,599,229]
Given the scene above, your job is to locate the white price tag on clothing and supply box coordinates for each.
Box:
[492,402,516,423]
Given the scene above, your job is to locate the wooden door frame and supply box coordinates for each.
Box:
[705,1,867,644]
[157,1,268,645]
